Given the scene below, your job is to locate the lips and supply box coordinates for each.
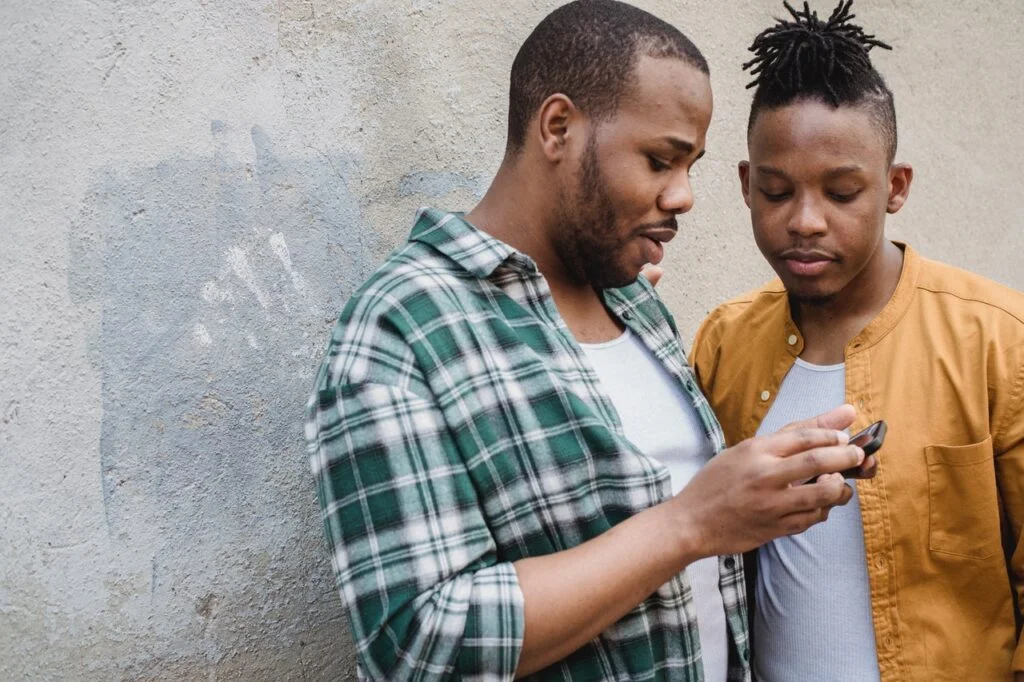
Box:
[642,236,665,265]
[778,248,837,278]
[639,226,677,266]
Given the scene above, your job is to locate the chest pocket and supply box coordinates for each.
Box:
[926,436,1000,560]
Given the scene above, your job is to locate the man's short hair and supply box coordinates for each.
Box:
[506,0,708,154]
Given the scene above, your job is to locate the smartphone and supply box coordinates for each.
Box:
[807,420,886,483]
[838,420,886,478]
[849,420,886,457]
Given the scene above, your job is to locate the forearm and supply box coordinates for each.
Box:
[512,417,863,678]
[513,500,698,677]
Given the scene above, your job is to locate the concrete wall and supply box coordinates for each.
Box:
[2,1,1021,679]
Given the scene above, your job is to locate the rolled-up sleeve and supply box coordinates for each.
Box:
[306,382,525,681]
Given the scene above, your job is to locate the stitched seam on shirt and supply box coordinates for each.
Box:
[915,285,1024,327]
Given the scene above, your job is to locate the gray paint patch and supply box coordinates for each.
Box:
[66,123,375,676]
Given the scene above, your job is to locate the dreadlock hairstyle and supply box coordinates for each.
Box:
[744,0,898,162]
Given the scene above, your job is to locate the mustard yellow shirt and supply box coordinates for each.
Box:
[690,244,1024,681]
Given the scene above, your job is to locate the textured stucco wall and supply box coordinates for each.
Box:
[2,1,1021,679]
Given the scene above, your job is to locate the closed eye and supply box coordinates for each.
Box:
[829,191,861,203]
[760,189,791,202]
[648,155,671,172]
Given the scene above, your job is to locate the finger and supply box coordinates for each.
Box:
[820,472,853,502]
[757,427,850,460]
[783,472,854,513]
[776,444,864,486]
[641,264,664,287]
[779,404,856,433]
[851,454,878,479]
[776,506,832,536]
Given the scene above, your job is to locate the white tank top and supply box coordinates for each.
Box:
[581,328,727,682]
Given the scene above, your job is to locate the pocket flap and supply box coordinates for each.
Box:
[925,436,994,467]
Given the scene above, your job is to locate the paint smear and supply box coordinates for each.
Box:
[226,247,268,308]
[269,232,308,296]
[193,324,212,346]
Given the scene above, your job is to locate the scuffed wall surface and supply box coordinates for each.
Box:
[2,1,1021,679]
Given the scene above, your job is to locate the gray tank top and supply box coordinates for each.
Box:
[753,358,880,681]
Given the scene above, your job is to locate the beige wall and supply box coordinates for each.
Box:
[2,1,1020,679]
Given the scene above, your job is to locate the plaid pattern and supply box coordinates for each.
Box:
[306,208,750,681]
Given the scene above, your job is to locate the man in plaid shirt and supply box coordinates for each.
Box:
[305,1,869,679]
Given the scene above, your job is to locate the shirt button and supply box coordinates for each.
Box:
[760,390,771,402]
[883,635,896,650]
[622,311,633,321]
[724,556,736,569]
[874,555,886,570]
[787,334,798,346]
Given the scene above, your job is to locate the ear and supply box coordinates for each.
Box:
[738,160,752,208]
[886,162,913,214]
[536,94,577,163]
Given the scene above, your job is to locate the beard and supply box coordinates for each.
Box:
[551,134,638,290]
[778,257,844,307]
[788,290,838,307]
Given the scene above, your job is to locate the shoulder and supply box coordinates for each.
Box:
[317,242,472,390]
[688,280,789,391]
[694,280,789,349]
[341,240,480,333]
[913,256,1024,332]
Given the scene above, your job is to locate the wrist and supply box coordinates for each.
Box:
[660,496,707,569]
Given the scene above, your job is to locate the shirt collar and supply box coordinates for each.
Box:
[407,206,675,341]
[408,207,539,278]
[848,241,920,352]
[778,241,921,355]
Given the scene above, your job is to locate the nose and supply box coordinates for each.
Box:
[788,194,828,237]
[658,172,694,215]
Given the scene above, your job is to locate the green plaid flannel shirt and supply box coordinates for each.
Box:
[306,208,750,681]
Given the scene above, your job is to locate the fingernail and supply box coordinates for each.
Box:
[835,430,849,445]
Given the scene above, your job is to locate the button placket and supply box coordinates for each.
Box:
[847,349,900,668]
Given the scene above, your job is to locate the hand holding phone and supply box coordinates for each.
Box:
[805,420,885,483]
[840,420,886,477]
[849,420,886,456]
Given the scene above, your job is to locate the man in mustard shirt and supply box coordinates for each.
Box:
[689,2,1024,680]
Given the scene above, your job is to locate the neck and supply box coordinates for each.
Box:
[465,157,552,271]
[465,155,621,342]
[794,240,904,365]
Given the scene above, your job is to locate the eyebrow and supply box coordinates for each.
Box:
[823,164,864,178]
[756,165,789,179]
[664,136,703,159]
[756,164,864,179]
